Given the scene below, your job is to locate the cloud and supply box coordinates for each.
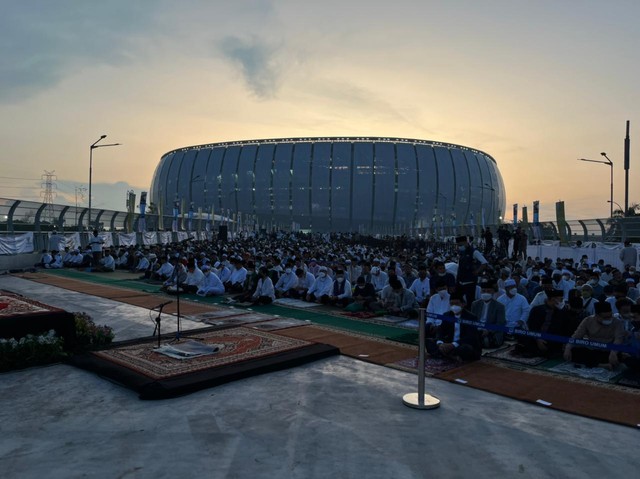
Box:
[219,35,284,99]
[0,1,158,103]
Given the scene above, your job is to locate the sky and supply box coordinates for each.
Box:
[1,0,638,222]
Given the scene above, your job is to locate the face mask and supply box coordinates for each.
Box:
[508,288,518,296]
[336,277,344,283]
[438,272,446,277]
[581,291,591,299]
[601,319,613,326]
[481,293,493,302]
[555,301,565,310]
[438,290,447,299]
[589,280,598,286]
[450,305,462,314]
[285,268,292,274]
[458,246,466,253]
[318,272,326,278]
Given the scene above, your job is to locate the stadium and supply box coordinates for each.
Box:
[149,137,506,234]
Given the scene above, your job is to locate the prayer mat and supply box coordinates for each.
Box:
[273,298,321,308]
[341,311,381,319]
[0,290,76,349]
[69,326,338,399]
[200,312,279,327]
[186,309,249,322]
[484,344,547,366]
[435,361,640,428]
[617,373,640,390]
[248,318,311,331]
[390,356,462,376]
[547,361,622,383]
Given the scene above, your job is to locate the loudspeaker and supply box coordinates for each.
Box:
[218,225,228,242]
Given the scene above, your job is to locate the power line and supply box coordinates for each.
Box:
[41,170,57,223]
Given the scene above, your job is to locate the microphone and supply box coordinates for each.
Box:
[153,300,173,310]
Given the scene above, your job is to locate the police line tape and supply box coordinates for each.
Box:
[425,311,640,355]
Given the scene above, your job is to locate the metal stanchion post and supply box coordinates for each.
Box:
[403,308,441,409]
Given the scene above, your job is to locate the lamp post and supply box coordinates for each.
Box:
[88,135,121,230]
[607,200,624,215]
[577,155,613,218]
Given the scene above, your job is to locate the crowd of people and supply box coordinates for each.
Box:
[36,228,640,373]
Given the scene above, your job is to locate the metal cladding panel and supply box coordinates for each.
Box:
[165,151,185,206]
[373,142,395,222]
[396,143,418,224]
[191,149,211,207]
[291,142,312,221]
[254,144,275,216]
[465,150,489,224]
[237,144,257,214]
[153,152,175,208]
[179,149,199,203]
[352,142,374,229]
[273,143,293,219]
[206,147,225,213]
[415,145,437,221]
[433,146,455,218]
[331,141,351,222]
[450,148,471,223]
[311,142,331,220]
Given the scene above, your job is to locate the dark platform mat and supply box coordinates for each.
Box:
[0,290,76,349]
[68,326,338,399]
[435,360,640,428]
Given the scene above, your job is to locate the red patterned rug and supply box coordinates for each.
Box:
[0,293,60,316]
[94,327,312,380]
[69,326,338,399]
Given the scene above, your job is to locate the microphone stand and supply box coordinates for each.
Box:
[152,301,172,348]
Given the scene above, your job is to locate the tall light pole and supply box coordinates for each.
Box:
[577,156,613,218]
[88,135,121,229]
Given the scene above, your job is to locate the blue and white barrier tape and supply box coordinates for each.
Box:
[425,311,639,355]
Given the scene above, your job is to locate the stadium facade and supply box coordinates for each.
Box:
[149,137,506,234]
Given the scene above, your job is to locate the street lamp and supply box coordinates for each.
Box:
[577,155,613,218]
[607,200,624,215]
[88,135,121,229]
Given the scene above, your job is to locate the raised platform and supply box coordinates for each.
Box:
[69,326,338,399]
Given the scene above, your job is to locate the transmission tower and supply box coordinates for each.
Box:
[40,170,57,225]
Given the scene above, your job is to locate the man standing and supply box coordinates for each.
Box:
[620,240,637,269]
[88,229,104,267]
[455,235,488,304]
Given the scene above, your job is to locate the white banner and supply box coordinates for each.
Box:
[142,232,158,245]
[158,231,172,244]
[177,232,189,242]
[0,232,34,255]
[117,232,137,247]
[100,232,114,248]
[526,244,626,270]
[63,233,81,250]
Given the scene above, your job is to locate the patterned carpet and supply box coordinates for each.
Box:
[93,327,312,379]
[484,344,547,366]
[0,291,61,316]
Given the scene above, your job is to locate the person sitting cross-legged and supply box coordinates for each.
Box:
[426,291,482,362]
[470,279,506,349]
[251,266,276,305]
[196,265,225,297]
[563,301,625,370]
[371,277,418,317]
[326,269,352,308]
[305,266,333,304]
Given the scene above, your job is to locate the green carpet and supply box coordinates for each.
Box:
[38,269,412,340]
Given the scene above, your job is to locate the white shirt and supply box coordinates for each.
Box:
[409,277,430,303]
[426,292,450,325]
[253,277,275,300]
[497,293,531,328]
